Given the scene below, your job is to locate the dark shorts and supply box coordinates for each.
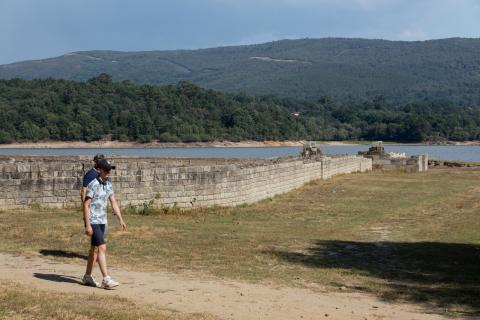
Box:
[91,224,106,246]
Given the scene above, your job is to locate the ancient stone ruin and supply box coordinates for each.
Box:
[358,141,428,172]
[0,154,372,210]
[301,141,323,158]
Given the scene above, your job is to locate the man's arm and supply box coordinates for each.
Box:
[109,195,126,231]
[83,198,93,236]
[80,187,87,202]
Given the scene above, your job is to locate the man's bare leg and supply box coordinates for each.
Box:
[97,244,108,278]
[85,246,98,275]
[97,244,119,288]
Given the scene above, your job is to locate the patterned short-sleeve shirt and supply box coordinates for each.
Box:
[86,178,114,224]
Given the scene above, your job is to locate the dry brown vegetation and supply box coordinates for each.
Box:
[0,281,213,320]
[1,168,479,317]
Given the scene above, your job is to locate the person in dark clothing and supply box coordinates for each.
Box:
[79,153,106,287]
[80,154,105,202]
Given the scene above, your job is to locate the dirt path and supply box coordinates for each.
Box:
[0,140,303,149]
[0,253,451,320]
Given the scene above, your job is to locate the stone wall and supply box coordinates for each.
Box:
[0,155,372,210]
[368,154,429,172]
[406,154,429,172]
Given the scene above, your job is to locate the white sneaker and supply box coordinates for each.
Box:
[102,276,119,289]
[82,274,99,287]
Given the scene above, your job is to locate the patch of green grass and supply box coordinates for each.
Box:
[1,168,479,316]
[0,281,212,320]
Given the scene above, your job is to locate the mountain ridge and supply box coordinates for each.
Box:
[1,37,480,103]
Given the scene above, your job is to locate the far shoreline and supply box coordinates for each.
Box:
[0,140,478,149]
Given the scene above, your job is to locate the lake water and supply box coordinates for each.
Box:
[0,145,479,162]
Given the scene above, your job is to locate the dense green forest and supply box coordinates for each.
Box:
[2,38,480,105]
[0,75,479,144]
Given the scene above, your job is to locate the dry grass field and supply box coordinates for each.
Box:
[1,168,479,317]
[0,281,214,320]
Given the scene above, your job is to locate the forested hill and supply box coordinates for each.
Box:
[0,76,479,144]
[1,38,480,104]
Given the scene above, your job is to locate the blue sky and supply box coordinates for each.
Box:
[1,0,479,64]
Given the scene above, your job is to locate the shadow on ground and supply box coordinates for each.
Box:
[39,249,88,260]
[268,240,480,316]
[33,273,83,285]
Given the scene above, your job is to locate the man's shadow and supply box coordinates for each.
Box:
[39,249,88,260]
[33,273,83,285]
[35,249,88,285]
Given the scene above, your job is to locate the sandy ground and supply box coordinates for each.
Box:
[0,253,453,320]
[0,140,478,149]
[0,140,305,149]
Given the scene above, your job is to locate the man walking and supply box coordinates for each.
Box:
[82,158,126,289]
